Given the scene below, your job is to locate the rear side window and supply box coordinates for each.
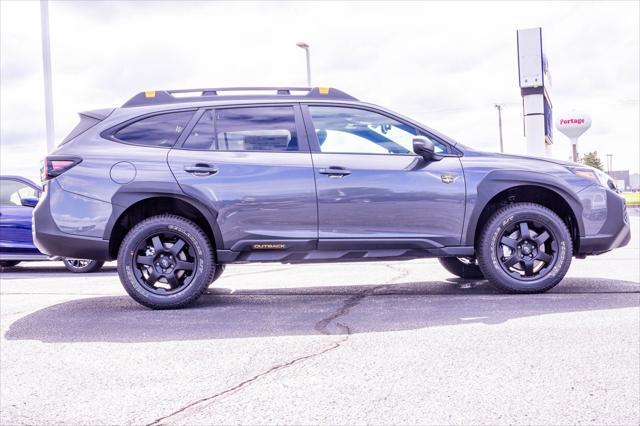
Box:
[114,111,194,148]
[183,106,298,152]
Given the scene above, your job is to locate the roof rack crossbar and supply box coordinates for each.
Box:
[122,86,358,107]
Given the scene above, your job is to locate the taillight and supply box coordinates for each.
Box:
[41,156,82,181]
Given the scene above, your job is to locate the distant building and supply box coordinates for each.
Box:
[630,173,639,191]
[609,170,630,190]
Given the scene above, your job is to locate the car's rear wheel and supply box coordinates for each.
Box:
[117,214,215,309]
[477,202,572,293]
[0,261,20,269]
[438,257,484,279]
[63,258,104,273]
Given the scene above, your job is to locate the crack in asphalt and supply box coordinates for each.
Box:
[146,267,410,426]
[146,331,350,426]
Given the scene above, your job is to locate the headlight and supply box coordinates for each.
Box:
[568,167,599,183]
[594,169,618,191]
[567,166,618,191]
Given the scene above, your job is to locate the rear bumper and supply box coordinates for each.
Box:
[577,190,631,256]
[33,183,111,261]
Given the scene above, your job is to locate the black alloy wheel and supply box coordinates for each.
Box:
[496,220,558,280]
[132,232,198,294]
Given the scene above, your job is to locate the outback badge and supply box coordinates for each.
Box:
[252,243,287,250]
[441,174,455,184]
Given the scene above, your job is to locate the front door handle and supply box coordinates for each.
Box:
[184,164,218,176]
[319,166,351,177]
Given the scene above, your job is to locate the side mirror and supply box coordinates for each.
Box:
[413,136,442,161]
[21,197,38,208]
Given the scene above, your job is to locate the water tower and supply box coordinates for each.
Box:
[556,112,592,162]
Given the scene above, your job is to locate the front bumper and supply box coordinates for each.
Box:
[33,182,111,261]
[577,189,631,256]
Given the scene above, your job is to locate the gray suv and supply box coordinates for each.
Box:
[33,87,631,309]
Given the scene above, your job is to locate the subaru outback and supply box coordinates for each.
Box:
[33,87,631,309]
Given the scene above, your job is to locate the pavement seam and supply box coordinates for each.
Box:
[146,267,410,425]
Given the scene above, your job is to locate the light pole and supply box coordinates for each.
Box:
[296,42,311,87]
[40,0,55,153]
[494,104,504,153]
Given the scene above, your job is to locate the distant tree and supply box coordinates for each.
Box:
[581,151,604,171]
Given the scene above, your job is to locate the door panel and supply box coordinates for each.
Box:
[312,153,465,246]
[0,205,40,255]
[0,178,41,255]
[303,104,466,248]
[169,150,318,250]
[168,105,318,251]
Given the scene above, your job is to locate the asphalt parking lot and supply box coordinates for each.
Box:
[1,215,639,425]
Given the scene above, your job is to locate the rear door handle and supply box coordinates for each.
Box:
[319,166,351,177]
[184,164,218,176]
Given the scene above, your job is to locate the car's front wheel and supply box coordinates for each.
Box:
[117,214,216,309]
[477,203,572,293]
[63,258,104,273]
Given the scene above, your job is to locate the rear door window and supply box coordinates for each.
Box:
[114,111,194,147]
[183,106,299,152]
[183,110,215,150]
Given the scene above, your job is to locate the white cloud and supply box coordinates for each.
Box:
[1,0,638,183]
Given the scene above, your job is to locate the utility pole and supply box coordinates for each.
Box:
[494,104,504,152]
[40,0,55,153]
[606,154,613,173]
[296,42,311,86]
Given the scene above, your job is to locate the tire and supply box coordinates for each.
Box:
[0,261,20,269]
[477,202,572,293]
[212,264,226,283]
[117,214,216,309]
[63,259,104,273]
[438,257,484,279]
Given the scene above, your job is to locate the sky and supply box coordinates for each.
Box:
[1,0,638,182]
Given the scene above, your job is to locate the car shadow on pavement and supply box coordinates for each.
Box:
[5,277,639,343]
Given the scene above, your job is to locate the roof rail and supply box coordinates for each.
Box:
[122,86,358,108]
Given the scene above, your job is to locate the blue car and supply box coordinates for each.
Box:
[0,175,103,272]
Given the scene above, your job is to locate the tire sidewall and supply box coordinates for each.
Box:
[479,205,572,292]
[118,217,213,309]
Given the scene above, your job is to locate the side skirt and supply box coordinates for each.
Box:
[217,246,475,264]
